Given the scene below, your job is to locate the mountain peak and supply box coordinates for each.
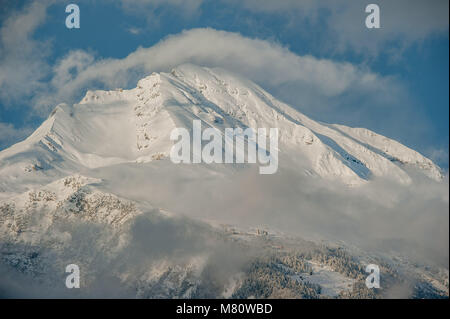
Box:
[0,65,443,197]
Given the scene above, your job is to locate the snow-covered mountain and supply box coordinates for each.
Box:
[0,64,442,196]
[0,64,447,298]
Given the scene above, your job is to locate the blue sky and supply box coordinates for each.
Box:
[0,0,448,169]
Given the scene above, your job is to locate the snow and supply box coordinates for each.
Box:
[291,261,355,297]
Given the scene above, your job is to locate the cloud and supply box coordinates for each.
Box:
[230,0,450,56]
[118,0,449,56]
[97,161,449,269]
[0,0,54,106]
[127,27,142,35]
[327,0,449,56]
[0,207,254,298]
[38,28,395,110]
[427,147,449,170]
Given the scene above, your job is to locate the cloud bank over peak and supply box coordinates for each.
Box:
[44,28,391,104]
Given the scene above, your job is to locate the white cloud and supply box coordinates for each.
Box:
[40,28,393,108]
[230,0,450,56]
[99,160,449,268]
[118,0,449,56]
[427,146,449,169]
[0,0,54,106]
[127,27,142,35]
[51,50,96,90]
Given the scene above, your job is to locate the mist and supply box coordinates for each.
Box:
[93,159,449,269]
